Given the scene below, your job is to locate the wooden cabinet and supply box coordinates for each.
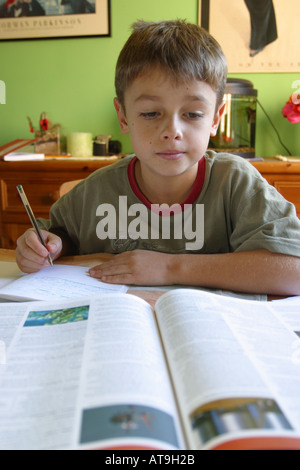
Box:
[1,158,300,249]
[0,158,118,249]
[252,159,300,217]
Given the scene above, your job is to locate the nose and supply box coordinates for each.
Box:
[160,116,183,141]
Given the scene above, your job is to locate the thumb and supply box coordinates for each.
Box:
[44,232,62,257]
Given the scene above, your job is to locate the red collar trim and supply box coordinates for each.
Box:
[127,156,206,210]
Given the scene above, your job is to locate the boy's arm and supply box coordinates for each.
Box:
[89,249,300,296]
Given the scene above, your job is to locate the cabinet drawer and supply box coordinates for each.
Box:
[0,180,58,214]
[0,223,31,249]
[273,181,300,216]
[0,158,118,249]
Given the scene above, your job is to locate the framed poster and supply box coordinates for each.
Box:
[198,0,300,72]
[0,0,110,40]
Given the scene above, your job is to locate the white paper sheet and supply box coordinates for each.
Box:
[0,264,127,301]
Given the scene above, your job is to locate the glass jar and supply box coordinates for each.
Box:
[210,79,257,158]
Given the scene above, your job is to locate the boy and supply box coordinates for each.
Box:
[16,20,300,295]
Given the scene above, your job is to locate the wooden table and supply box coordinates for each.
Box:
[0,248,16,261]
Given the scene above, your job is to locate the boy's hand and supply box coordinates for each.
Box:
[89,250,175,286]
[16,229,63,273]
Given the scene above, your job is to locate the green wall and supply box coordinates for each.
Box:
[0,0,299,157]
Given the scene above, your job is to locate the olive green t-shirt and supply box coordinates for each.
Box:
[38,151,300,258]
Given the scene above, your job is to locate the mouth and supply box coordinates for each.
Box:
[155,150,186,161]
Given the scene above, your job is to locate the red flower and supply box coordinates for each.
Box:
[282,93,300,124]
[40,118,49,131]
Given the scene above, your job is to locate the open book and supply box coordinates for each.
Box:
[0,289,300,450]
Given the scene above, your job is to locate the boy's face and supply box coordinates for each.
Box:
[114,68,224,180]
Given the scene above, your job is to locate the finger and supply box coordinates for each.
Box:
[16,233,52,274]
[16,241,49,267]
[89,261,130,279]
[22,233,49,260]
[26,229,63,264]
[45,234,62,259]
[88,254,126,273]
[90,261,141,285]
[16,248,50,273]
[17,259,50,273]
[24,230,50,258]
[100,273,135,285]
[89,251,136,273]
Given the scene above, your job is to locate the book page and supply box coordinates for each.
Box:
[0,294,184,450]
[73,294,185,450]
[156,289,300,449]
[271,296,300,333]
[0,303,30,377]
[0,264,127,301]
[0,303,29,351]
[0,298,91,450]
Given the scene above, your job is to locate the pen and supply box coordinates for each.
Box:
[16,185,53,267]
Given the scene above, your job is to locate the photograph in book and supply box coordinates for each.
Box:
[24,305,89,327]
[190,397,293,447]
[80,404,179,449]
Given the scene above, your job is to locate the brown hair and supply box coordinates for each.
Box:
[115,20,228,111]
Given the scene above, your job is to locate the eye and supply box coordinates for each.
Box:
[185,112,204,120]
[140,112,160,119]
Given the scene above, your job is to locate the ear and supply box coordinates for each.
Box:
[114,98,129,134]
[210,101,226,137]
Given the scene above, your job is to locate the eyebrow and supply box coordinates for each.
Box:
[134,94,160,103]
[134,94,211,104]
[185,94,211,105]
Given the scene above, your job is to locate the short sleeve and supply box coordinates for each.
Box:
[231,181,300,257]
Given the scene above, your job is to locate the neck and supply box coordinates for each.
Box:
[134,160,199,206]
